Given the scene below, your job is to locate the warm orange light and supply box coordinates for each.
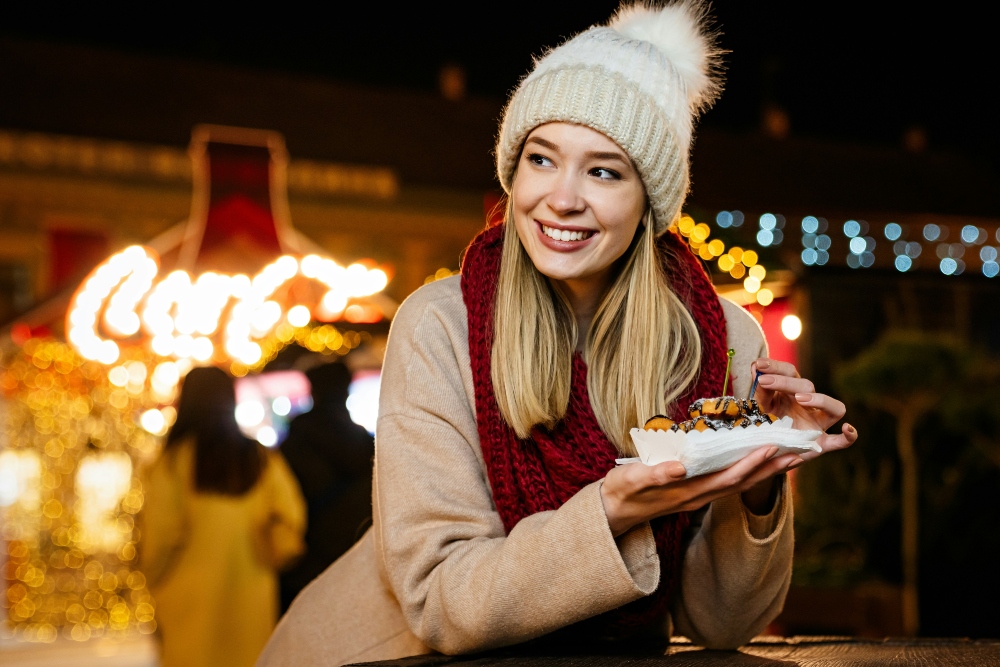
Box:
[67,250,391,365]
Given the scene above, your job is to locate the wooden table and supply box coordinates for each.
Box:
[352,637,1000,667]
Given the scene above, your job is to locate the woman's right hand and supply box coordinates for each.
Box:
[599,447,798,537]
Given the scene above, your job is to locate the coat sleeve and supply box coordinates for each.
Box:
[372,281,661,655]
[138,449,187,588]
[670,478,793,648]
[668,298,794,648]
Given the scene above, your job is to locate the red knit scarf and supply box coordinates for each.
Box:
[460,223,728,631]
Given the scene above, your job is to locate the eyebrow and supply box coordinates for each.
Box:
[524,137,629,165]
[585,151,629,163]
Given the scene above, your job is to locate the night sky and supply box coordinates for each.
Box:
[1,2,994,167]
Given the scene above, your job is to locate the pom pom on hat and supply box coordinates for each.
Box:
[610,1,724,114]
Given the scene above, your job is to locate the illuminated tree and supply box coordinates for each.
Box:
[835,332,967,636]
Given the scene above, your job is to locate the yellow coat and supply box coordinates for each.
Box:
[141,440,306,667]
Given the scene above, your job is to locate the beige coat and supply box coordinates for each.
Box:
[142,442,306,667]
[257,276,792,666]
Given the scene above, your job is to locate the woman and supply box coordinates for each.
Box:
[141,366,306,667]
[259,3,856,664]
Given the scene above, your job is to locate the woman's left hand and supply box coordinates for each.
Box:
[752,357,858,461]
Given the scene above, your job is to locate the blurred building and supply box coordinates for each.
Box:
[0,37,498,325]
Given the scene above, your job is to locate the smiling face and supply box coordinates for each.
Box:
[511,122,647,294]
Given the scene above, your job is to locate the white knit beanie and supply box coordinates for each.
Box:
[496,1,723,235]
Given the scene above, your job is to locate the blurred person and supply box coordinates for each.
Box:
[259,3,856,665]
[141,366,306,667]
[279,361,375,612]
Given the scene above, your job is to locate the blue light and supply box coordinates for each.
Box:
[884,223,902,241]
[846,253,861,269]
[893,240,907,255]
[981,246,998,262]
[906,242,922,258]
[940,257,957,275]
[923,224,941,241]
[801,216,819,234]
[759,213,777,230]
[860,251,875,268]
[984,261,1000,278]
[802,233,816,248]
[731,210,745,227]
[757,229,774,246]
[815,234,832,251]
[961,225,979,244]
[843,220,861,237]
[772,229,784,245]
[849,237,867,255]
[895,255,912,272]
[816,250,830,265]
[716,211,733,228]
[801,248,818,265]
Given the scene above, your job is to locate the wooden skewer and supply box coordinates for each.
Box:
[721,348,735,396]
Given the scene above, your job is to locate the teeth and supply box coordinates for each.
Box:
[541,225,593,242]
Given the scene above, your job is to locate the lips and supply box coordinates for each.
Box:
[540,224,595,242]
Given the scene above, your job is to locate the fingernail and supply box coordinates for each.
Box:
[787,457,804,470]
[757,359,770,369]
[758,375,774,385]
[795,393,808,401]
[766,446,779,458]
[846,424,855,434]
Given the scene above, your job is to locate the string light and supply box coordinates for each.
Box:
[68,251,390,367]
[67,246,161,365]
[424,267,460,285]
[1,339,158,643]
[678,215,770,304]
[1,322,373,643]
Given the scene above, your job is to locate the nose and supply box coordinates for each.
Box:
[545,172,586,216]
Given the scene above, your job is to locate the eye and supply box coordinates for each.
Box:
[590,167,622,180]
[526,152,554,167]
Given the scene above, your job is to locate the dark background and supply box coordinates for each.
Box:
[1,2,995,168]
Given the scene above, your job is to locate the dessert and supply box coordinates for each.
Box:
[643,396,777,433]
[642,415,676,431]
[629,355,821,476]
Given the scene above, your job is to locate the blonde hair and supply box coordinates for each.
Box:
[491,200,702,455]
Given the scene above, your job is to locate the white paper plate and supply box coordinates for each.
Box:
[624,417,822,478]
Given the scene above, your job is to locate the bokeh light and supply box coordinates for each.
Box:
[781,315,802,340]
[67,250,390,369]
